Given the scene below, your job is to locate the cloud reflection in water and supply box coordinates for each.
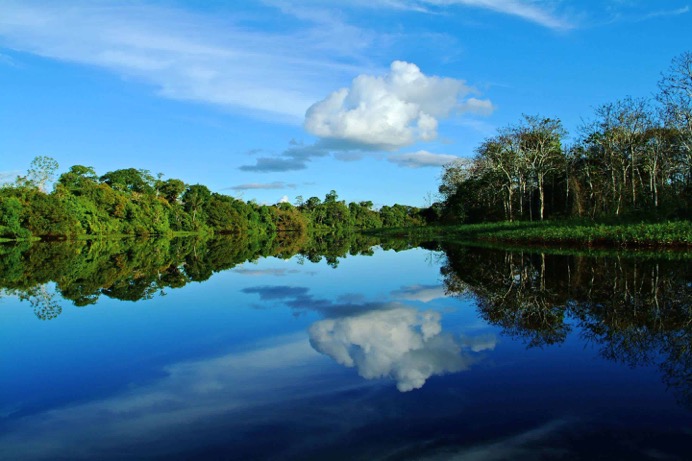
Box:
[309,306,495,391]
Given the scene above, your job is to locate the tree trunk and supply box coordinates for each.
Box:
[538,174,545,221]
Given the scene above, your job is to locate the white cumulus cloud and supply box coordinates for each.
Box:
[304,61,493,150]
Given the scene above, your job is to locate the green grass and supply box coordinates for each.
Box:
[368,220,692,249]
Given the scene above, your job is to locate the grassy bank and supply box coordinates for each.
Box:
[368,220,692,249]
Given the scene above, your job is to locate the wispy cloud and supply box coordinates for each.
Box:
[239,157,308,173]
[239,140,331,172]
[279,0,574,30]
[0,334,340,460]
[414,417,575,460]
[233,268,302,277]
[584,2,690,28]
[0,170,20,184]
[392,284,449,302]
[388,150,460,168]
[242,285,311,301]
[432,0,574,30]
[0,52,18,67]
[0,1,374,120]
[228,181,297,191]
[633,5,690,22]
[354,0,574,30]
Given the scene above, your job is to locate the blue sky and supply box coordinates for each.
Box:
[0,0,690,207]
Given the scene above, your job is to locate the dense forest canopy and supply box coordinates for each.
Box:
[0,159,425,241]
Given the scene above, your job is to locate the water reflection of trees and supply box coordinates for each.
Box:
[0,232,380,318]
[439,245,692,407]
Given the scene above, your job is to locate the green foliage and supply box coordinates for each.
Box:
[0,196,31,239]
[57,165,98,193]
[182,184,211,227]
[380,204,425,228]
[270,203,308,234]
[3,158,424,242]
[371,220,692,248]
[100,168,155,194]
[156,178,186,203]
[205,193,247,234]
[349,201,383,229]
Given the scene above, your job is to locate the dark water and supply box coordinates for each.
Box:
[1,236,690,460]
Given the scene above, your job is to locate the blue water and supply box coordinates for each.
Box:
[0,245,689,460]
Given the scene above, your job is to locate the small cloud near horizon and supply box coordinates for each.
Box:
[238,141,330,172]
[227,181,297,191]
[0,170,20,184]
[388,150,459,168]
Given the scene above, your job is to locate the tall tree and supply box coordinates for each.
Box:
[657,51,692,206]
[156,178,186,204]
[519,115,566,220]
[26,156,59,192]
[100,168,155,194]
[182,184,211,225]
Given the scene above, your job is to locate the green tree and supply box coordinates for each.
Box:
[0,196,30,239]
[156,178,186,204]
[205,193,247,234]
[519,115,566,220]
[100,168,155,194]
[182,184,212,226]
[57,165,98,194]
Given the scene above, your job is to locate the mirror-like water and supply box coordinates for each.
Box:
[1,237,690,460]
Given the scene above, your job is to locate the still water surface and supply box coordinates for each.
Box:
[1,237,690,460]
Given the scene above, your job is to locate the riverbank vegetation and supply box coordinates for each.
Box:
[0,158,425,242]
[388,52,692,247]
[432,52,691,226]
[370,220,692,249]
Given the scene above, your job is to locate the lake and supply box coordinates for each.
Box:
[1,236,690,460]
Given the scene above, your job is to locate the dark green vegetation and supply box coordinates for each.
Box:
[370,220,692,248]
[433,52,692,225]
[0,159,424,242]
[435,243,692,408]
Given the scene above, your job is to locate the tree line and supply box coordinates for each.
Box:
[436,52,692,224]
[0,159,425,240]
